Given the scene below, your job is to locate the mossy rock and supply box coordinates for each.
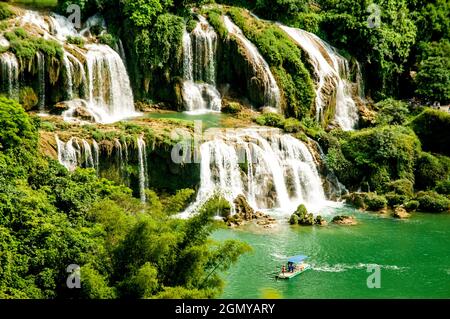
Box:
[332,215,357,225]
[19,87,38,111]
[222,101,242,114]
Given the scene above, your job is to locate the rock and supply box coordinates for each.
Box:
[392,206,411,219]
[314,215,328,226]
[234,194,254,221]
[332,215,357,225]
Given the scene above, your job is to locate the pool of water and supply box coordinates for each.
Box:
[146,112,229,130]
[213,206,450,299]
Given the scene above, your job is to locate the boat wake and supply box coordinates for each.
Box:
[311,263,408,273]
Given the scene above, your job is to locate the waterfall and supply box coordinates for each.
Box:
[82,139,95,168]
[181,16,221,113]
[62,44,137,123]
[223,16,281,111]
[56,136,81,171]
[62,53,74,99]
[137,136,149,203]
[181,81,221,113]
[0,52,19,100]
[183,29,194,80]
[279,25,359,130]
[18,9,138,123]
[56,136,99,171]
[92,139,99,171]
[36,51,46,111]
[183,128,327,217]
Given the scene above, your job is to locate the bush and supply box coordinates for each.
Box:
[416,191,450,213]
[289,214,299,225]
[405,200,420,212]
[19,87,38,111]
[255,112,285,128]
[415,40,450,104]
[435,180,450,195]
[0,2,13,20]
[294,204,308,217]
[221,101,242,114]
[283,118,302,133]
[374,99,410,126]
[364,193,387,211]
[0,96,36,152]
[98,33,116,48]
[338,126,420,192]
[385,193,408,207]
[411,109,450,156]
[415,152,447,190]
[387,179,414,197]
[67,36,85,47]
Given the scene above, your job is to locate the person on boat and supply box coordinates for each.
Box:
[282,265,286,274]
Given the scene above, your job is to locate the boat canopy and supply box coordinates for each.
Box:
[287,255,308,263]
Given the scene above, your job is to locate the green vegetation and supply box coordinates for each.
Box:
[4,28,63,67]
[0,97,249,298]
[411,109,450,156]
[67,36,85,47]
[0,2,13,20]
[227,8,315,118]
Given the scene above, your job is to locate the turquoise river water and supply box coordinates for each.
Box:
[213,206,450,299]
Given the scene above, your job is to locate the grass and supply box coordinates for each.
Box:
[10,0,58,8]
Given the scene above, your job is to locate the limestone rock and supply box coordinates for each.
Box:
[234,194,254,221]
[392,206,411,219]
[332,215,357,225]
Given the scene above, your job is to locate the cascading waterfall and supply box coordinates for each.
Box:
[82,139,95,168]
[279,25,360,130]
[63,44,137,123]
[56,135,98,171]
[36,51,46,111]
[183,128,327,217]
[15,9,138,123]
[137,136,149,202]
[182,16,221,113]
[223,16,281,111]
[92,139,99,171]
[56,136,81,171]
[0,52,19,100]
[62,53,74,99]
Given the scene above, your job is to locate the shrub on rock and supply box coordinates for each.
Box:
[416,191,450,212]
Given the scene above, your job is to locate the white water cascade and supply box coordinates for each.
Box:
[137,136,149,202]
[56,136,97,171]
[36,51,46,111]
[0,52,19,100]
[223,16,281,111]
[13,9,138,124]
[183,128,327,217]
[182,16,221,113]
[279,26,360,130]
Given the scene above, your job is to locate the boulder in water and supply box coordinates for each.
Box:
[234,194,254,221]
[332,215,357,225]
[314,215,328,226]
[392,206,411,219]
[290,204,314,226]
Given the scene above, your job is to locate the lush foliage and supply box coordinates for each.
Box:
[411,109,450,156]
[227,8,315,118]
[0,97,249,298]
[323,126,421,193]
